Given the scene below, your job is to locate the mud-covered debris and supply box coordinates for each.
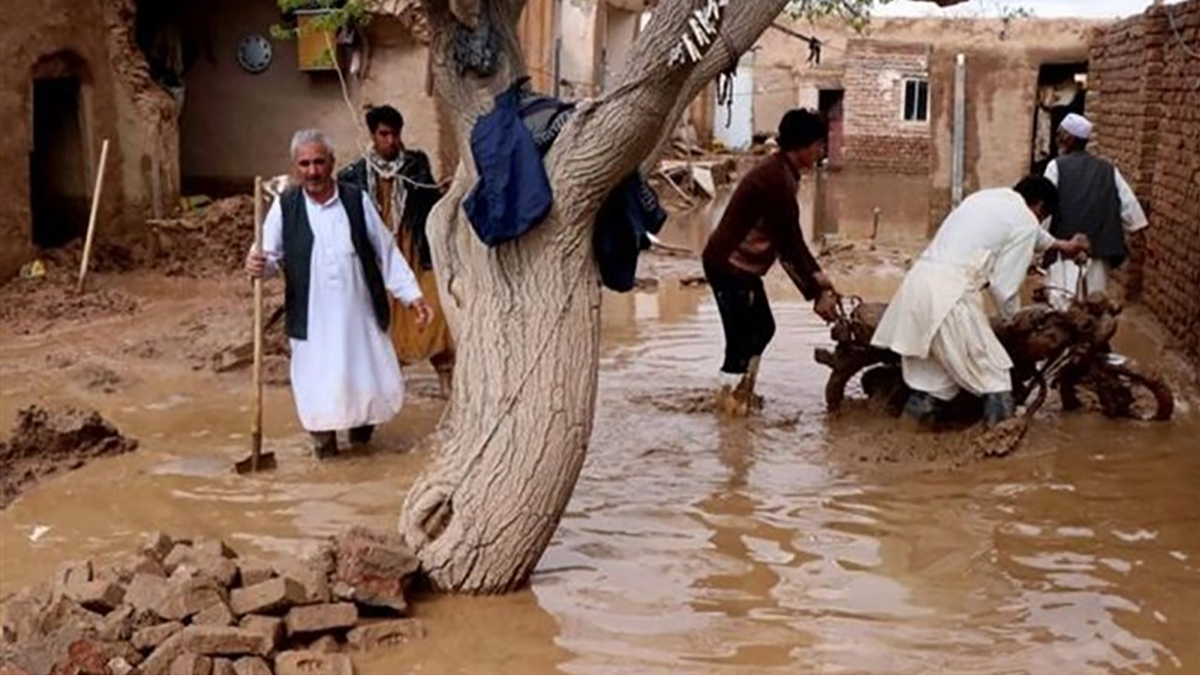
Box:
[0,405,138,509]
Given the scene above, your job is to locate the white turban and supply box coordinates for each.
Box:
[1060,113,1093,140]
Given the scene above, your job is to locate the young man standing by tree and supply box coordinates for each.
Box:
[702,109,840,414]
[339,105,455,397]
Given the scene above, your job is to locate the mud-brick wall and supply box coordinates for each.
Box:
[1090,0,1200,361]
[0,0,180,282]
[842,40,932,174]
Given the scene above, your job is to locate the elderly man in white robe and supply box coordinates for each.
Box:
[246,129,433,458]
[1042,112,1149,310]
[872,177,1089,428]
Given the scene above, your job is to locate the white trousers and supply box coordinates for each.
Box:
[901,291,1013,401]
[1046,258,1110,310]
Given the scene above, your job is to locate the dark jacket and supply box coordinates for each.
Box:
[1050,150,1126,267]
[464,80,554,246]
[464,79,665,291]
[337,151,442,270]
[702,153,824,300]
[281,183,390,340]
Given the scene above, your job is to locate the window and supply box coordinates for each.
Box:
[903,78,929,122]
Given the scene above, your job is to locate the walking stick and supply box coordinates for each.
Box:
[236,177,277,473]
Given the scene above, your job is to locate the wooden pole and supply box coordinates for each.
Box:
[250,176,265,471]
[77,139,110,294]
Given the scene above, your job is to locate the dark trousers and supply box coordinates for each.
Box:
[705,264,776,374]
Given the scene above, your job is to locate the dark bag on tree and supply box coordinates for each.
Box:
[514,88,667,292]
[467,79,666,291]
[464,80,554,246]
[593,173,667,292]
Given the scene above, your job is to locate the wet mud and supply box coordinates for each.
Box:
[1,190,1197,672]
[148,196,257,279]
[0,406,138,509]
[0,272,142,337]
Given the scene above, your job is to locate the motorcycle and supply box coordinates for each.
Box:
[814,282,1174,427]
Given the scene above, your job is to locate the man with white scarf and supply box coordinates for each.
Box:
[339,105,455,397]
[871,177,1089,428]
[1042,113,1149,310]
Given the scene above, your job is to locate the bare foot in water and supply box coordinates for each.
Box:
[715,384,762,417]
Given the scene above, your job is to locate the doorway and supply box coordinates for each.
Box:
[1031,62,1087,175]
[819,88,845,168]
[30,75,88,248]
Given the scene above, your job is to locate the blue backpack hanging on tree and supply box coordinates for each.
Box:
[464,79,554,246]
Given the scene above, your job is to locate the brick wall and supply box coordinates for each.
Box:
[842,39,932,174]
[1090,0,1200,362]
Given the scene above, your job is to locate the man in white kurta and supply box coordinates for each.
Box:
[1042,113,1149,310]
[247,129,432,458]
[871,177,1088,428]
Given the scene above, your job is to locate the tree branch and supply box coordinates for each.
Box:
[641,0,791,172]
[549,0,790,227]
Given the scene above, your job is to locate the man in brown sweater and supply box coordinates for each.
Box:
[702,109,839,414]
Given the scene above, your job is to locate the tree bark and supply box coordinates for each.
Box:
[399,0,791,593]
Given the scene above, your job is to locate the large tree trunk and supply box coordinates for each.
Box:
[399,0,791,593]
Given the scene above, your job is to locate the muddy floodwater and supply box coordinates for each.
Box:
[2,192,1199,673]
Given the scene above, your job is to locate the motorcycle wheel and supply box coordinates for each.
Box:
[1093,360,1174,421]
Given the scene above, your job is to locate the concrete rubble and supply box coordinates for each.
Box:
[0,528,426,674]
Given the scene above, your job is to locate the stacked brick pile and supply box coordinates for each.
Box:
[1089,0,1200,362]
[0,528,425,674]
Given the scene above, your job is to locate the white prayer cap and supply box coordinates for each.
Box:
[1060,113,1093,140]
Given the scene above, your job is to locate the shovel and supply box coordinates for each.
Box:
[235,176,278,473]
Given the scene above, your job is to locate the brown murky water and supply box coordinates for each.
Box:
[2,197,1199,673]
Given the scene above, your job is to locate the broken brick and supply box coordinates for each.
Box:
[285,604,357,636]
[274,562,330,604]
[273,650,352,675]
[97,605,135,642]
[193,601,235,627]
[236,560,274,588]
[230,578,306,617]
[142,532,176,562]
[108,656,135,675]
[233,656,272,675]
[345,619,425,651]
[132,621,184,651]
[307,634,341,654]
[332,527,417,614]
[177,626,273,656]
[170,652,213,675]
[164,544,196,573]
[132,554,169,578]
[64,579,125,613]
[238,615,284,649]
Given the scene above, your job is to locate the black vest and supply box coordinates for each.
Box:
[281,183,391,340]
[1050,151,1126,267]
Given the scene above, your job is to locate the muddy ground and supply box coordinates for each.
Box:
[1,190,1198,673]
[0,405,137,509]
